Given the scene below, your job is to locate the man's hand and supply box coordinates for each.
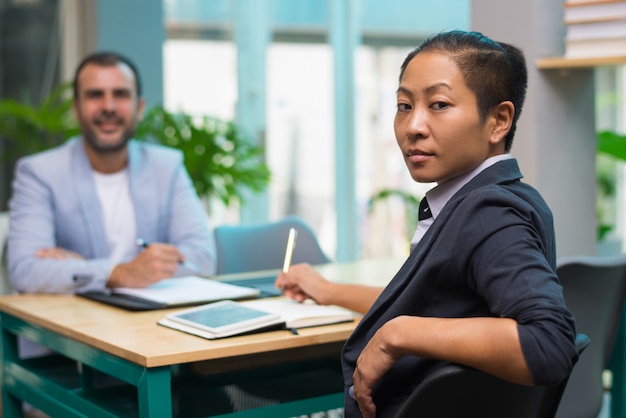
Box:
[107,243,184,288]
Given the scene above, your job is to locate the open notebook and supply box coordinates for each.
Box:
[158,299,355,339]
[78,276,260,311]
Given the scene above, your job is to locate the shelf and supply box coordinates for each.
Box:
[537,55,626,69]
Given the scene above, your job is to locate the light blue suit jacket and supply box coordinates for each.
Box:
[7,138,217,294]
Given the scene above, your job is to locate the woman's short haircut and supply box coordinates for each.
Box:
[399,30,528,152]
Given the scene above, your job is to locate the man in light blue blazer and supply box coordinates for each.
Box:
[7,52,216,294]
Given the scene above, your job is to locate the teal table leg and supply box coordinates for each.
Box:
[0,312,175,417]
[138,366,172,418]
[0,321,24,418]
[78,363,95,395]
[610,306,626,418]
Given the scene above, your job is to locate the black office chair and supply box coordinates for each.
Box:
[555,253,626,418]
[395,333,590,418]
[214,215,331,274]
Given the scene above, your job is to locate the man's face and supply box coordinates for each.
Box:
[394,51,502,185]
[73,62,145,153]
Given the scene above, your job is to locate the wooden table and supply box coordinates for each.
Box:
[0,258,403,418]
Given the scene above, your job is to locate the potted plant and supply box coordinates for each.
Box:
[135,106,270,207]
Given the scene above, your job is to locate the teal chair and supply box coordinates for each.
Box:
[207,217,340,414]
[214,215,330,275]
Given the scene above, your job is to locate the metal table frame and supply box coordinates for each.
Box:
[0,312,343,418]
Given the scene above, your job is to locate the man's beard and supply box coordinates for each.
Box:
[83,130,133,153]
[81,114,137,153]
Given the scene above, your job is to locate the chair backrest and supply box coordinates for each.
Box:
[555,253,626,418]
[395,333,590,418]
[214,216,330,275]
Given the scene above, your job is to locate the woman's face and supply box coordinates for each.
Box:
[394,51,505,185]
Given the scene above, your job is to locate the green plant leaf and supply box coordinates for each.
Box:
[596,131,626,242]
[598,130,626,161]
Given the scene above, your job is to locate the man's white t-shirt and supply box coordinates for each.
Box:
[93,169,137,263]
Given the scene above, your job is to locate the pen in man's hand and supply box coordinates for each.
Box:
[136,238,198,271]
[282,228,298,273]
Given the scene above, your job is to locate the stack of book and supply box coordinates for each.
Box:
[563,0,626,58]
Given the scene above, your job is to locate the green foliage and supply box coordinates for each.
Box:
[0,83,79,160]
[0,85,271,207]
[597,130,626,242]
[598,130,626,160]
[596,153,618,241]
[135,106,271,206]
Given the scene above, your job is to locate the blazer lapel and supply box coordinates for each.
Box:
[365,159,524,318]
[72,139,109,258]
[127,141,160,243]
[366,200,455,315]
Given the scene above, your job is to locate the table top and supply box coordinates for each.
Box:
[0,258,404,368]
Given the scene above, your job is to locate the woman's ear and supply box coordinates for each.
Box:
[489,101,514,145]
